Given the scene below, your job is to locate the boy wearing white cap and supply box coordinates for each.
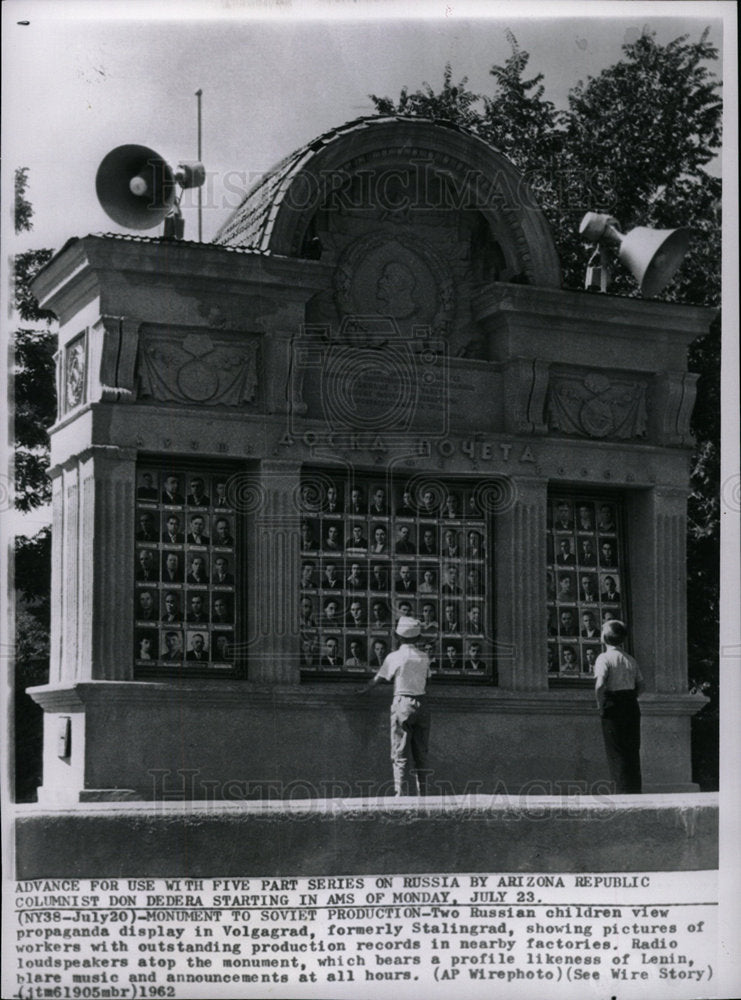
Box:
[359,616,431,796]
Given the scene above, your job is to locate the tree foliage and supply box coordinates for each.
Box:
[13,172,57,513]
[370,63,482,130]
[15,527,52,620]
[480,30,564,174]
[566,31,721,216]
[15,607,51,666]
[15,167,34,234]
[14,317,56,511]
[14,249,56,324]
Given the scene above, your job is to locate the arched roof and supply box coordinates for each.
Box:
[214,116,561,287]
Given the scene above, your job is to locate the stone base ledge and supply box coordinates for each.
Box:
[27,680,709,716]
[37,785,139,806]
[37,781,700,805]
[14,793,718,878]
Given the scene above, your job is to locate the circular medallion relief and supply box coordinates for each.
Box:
[177,359,220,401]
[334,234,454,337]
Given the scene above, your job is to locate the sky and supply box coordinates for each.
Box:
[1,0,727,254]
[0,0,733,537]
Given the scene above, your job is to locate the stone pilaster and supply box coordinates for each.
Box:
[62,463,80,681]
[493,477,549,690]
[261,299,309,418]
[48,470,65,684]
[51,447,137,682]
[628,486,689,693]
[247,460,302,684]
[81,447,137,679]
[93,315,140,402]
[502,357,549,435]
[652,371,699,447]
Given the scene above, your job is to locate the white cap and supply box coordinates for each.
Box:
[396,616,421,639]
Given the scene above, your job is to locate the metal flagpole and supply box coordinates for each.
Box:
[196,89,203,242]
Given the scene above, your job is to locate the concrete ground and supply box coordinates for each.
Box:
[14,793,717,877]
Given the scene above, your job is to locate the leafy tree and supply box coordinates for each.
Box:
[14,252,56,513]
[15,607,51,666]
[479,31,565,180]
[15,527,52,618]
[14,316,56,513]
[13,168,56,799]
[14,167,34,235]
[370,62,482,130]
[13,166,55,629]
[13,170,56,591]
[565,31,721,214]
[14,608,50,801]
[14,249,56,326]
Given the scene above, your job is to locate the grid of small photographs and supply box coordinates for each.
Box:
[299,473,495,682]
[547,495,625,679]
[134,468,237,671]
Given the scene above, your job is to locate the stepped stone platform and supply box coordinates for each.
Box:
[14,793,717,878]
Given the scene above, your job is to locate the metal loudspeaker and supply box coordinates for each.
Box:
[96,144,176,230]
[619,227,692,299]
[579,212,692,297]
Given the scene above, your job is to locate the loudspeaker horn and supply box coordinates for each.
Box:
[95,144,176,230]
[618,227,692,298]
[579,212,691,297]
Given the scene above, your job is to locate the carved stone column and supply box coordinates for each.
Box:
[247,459,302,684]
[493,477,549,690]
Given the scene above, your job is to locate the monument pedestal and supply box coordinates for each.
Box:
[29,681,705,804]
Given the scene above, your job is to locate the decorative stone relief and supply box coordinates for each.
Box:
[332,232,454,339]
[547,372,648,440]
[138,330,259,406]
[64,336,86,412]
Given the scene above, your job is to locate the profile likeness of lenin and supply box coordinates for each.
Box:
[376,261,417,318]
